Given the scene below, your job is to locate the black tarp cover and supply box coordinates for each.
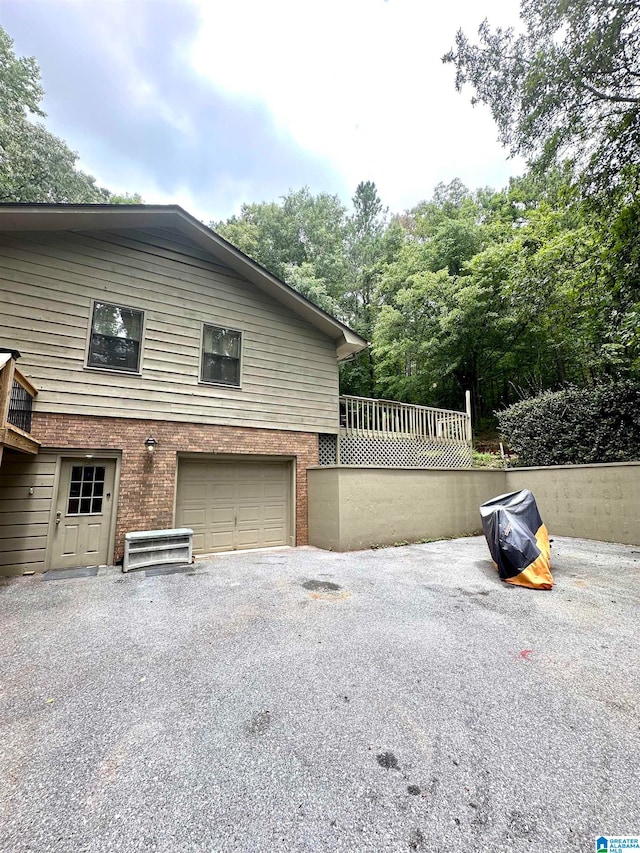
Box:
[480,489,553,589]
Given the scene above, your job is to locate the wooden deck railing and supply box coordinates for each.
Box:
[0,353,39,462]
[339,394,472,444]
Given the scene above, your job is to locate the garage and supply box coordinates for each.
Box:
[175,457,293,554]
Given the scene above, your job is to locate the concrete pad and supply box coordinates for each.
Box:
[43,566,100,581]
[142,564,192,578]
[0,536,638,852]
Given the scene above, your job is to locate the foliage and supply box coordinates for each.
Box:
[213,166,639,419]
[0,26,136,203]
[1,120,110,203]
[497,381,640,465]
[471,450,504,469]
[281,262,339,316]
[373,267,456,405]
[0,26,43,118]
[409,179,488,276]
[442,2,640,399]
[443,0,640,194]
[108,192,145,205]
[339,181,388,396]
[214,188,349,307]
[373,179,532,412]
[3,16,638,429]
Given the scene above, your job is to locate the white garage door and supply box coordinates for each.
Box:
[176,458,292,554]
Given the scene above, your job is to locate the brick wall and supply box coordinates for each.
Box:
[32,413,319,561]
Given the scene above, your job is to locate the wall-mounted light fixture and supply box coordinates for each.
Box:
[144,435,158,454]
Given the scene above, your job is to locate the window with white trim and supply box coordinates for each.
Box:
[201,325,241,386]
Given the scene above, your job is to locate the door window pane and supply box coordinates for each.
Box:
[67,465,108,515]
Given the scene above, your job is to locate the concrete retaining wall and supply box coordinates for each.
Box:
[506,463,640,547]
[307,463,640,551]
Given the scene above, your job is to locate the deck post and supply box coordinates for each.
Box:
[465,390,472,443]
[0,356,16,432]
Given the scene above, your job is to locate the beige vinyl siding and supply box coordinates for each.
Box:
[95,226,238,270]
[0,229,340,432]
[0,452,56,576]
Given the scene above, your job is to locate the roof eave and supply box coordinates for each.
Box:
[0,204,369,360]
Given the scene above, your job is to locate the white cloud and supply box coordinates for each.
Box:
[21,0,524,218]
[189,0,523,210]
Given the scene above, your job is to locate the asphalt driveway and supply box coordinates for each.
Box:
[1,536,639,852]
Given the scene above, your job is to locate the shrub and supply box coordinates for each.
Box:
[497,380,640,466]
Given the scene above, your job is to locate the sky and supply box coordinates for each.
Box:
[1,0,523,223]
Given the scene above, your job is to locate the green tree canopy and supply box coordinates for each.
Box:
[0,26,138,204]
[443,0,640,192]
[214,188,349,308]
[214,182,390,398]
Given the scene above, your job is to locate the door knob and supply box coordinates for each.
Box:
[55,511,61,525]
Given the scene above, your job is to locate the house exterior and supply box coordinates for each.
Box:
[0,204,367,576]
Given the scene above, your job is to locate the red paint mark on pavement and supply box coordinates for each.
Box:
[518,649,533,661]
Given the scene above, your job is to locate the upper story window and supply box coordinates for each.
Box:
[87,301,144,372]
[201,324,241,386]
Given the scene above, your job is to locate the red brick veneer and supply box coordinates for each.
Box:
[32,413,319,561]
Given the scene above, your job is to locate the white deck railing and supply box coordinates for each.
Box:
[339,394,472,444]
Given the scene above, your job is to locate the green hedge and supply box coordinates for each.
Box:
[497,381,640,466]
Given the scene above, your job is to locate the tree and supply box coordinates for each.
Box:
[339,181,388,397]
[213,200,289,277]
[443,0,640,192]
[371,169,639,419]
[281,262,340,316]
[0,26,130,203]
[214,188,350,310]
[371,182,496,412]
[372,231,526,416]
[214,182,394,399]
[108,192,145,205]
[0,26,42,119]
[373,266,455,405]
[1,120,111,203]
[444,4,640,387]
[399,180,494,278]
